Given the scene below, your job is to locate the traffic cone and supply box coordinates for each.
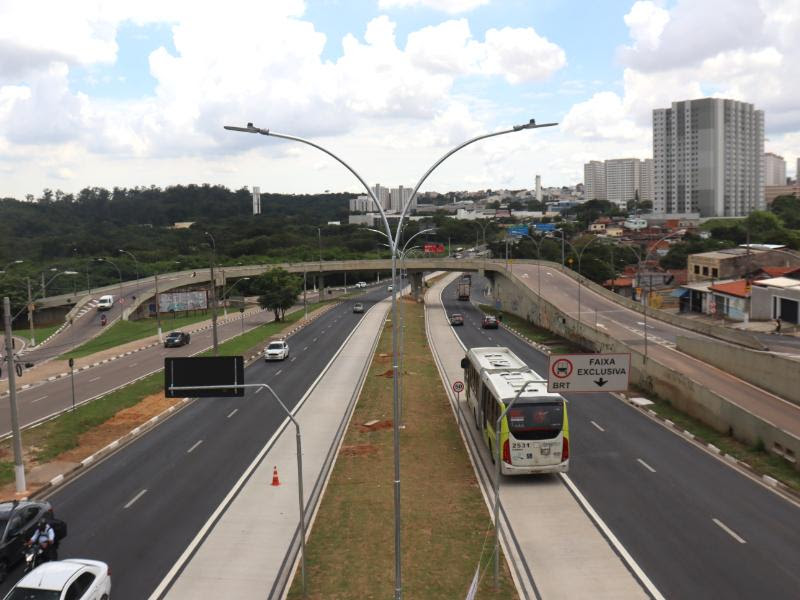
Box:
[271,466,280,486]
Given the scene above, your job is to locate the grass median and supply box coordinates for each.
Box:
[478,303,582,354]
[0,301,330,492]
[13,324,62,345]
[288,298,517,599]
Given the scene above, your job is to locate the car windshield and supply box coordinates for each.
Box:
[4,589,61,600]
[268,342,284,350]
[167,332,181,338]
[506,401,564,441]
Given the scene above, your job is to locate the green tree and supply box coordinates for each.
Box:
[771,195,800,229]
[253,268,302,321]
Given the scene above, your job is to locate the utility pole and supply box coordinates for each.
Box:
[26,278,35,346]
[154,272,163,343]
[3,297,26,493]
[209,261,219,355]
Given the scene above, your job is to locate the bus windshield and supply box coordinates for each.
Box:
[506,401,563,440]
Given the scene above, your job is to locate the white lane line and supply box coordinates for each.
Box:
[129,363,138,368]
[303,346,308,351]
[712,518,746,543]
[32,395,48,403]
[590,420,605,432]
[186,440,203,454]
[637,458,656,473]
[275,370,282,376]
[313,337,317,342]
[290,356,297,362]
[123,489,148,509]
[227,409,238,418]
[89,376,101,382]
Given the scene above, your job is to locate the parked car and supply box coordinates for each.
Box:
[450,313,464,326]
[164,331,191,348]
[353,302,365,314]
[0,500,55,582]
[355,281,367,288]
[264,340,290,361]
[481,315,499,329]
[387,285,393,292]
[96,295,114,311]
[3,559,111,600]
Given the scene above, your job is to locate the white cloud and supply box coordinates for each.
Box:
[622,1,669,52]
[479,27,566,84]
[378,0,489,14]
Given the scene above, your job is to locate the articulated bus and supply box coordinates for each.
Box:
[461,347,569,475]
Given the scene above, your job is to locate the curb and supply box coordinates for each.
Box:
[24,301,341,501]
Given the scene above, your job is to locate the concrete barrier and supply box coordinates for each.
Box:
[491,270,800,471]
[676,335,800,408]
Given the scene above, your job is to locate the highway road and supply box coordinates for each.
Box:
[511,262,800,438]
[0,285,391,599]
[443,276,800,599]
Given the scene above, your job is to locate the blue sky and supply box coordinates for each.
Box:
[0,0,797,198]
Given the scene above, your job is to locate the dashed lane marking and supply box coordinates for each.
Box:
[187,440,203,454]
[637,458,656,473]
[123,489,148,509]
[227,409,238,418]
[590,420,605,432]
[712,518,746,544]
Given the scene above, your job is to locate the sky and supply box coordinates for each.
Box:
[1,0,798,200]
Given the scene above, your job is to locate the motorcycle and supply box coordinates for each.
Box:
[23,542,52,573]
[100,314,107,327]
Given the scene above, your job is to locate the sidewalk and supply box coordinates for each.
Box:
[154,296,391,599]
[425,273,649,600]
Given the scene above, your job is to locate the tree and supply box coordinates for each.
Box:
[771,195,800,229]
[253,268,302,321]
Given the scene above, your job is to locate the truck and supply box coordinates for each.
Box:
[457,278,471,301]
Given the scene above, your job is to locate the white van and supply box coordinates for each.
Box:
[97,295,114,311]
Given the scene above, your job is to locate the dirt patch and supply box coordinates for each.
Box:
[377,368,393,378]
[356,420,392,433]
[340,444,378,457]
[58,393,181,463]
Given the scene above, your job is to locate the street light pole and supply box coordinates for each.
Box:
[575,236,604,323]
[97,258,123,304]
[3,296,26,493]
[204,232,220,356]
[224,117,557,600]
[119,249,139,283]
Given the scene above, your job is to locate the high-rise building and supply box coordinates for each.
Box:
[252,186,261,215]
[390,186,415,213]
[764,152,787,186]
[605,158,642,209]
[653,97,764,217]
[371,184,391,211]
[349,195,372,212]
[584,160,606,201]
[640,158,654,203]
[535,175,542,202]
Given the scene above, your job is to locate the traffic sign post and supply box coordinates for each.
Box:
[547,353,630,393]
[452,380,464,427]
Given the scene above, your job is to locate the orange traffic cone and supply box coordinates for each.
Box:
[271,466,281,486]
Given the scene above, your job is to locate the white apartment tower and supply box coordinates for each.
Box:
[605,158,641,208]
[252,186,261,215]
[584,160,606,201]
[390,186,415,213]
[653,98,764,217]
[535,175,542,202]
[764,152,787,186]
[371,184,391,211]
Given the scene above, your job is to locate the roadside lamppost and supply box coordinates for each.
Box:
[204,232,220,355]
[317,227,323,301]
[20,270,78,346]
[225,117,557,600]
[575,236,605,323]
[221,277,250,317]
[119,249,139,283]
[514,233,543,298]
[97,257,123,302]
[0,259,24,275]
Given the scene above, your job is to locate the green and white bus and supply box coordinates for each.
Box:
[462,347,569,475]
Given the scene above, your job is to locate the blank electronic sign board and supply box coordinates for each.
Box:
[165,356,245,398]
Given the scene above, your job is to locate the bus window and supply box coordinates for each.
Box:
[507,402,563,440]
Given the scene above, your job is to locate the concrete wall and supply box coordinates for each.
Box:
[676,335,800,407]
[490,270,800,470]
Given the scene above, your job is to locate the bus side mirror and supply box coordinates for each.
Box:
[460,357,469,369]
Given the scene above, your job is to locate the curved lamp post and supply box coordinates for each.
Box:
[119,249,139,283]
[0,259,24,275]
[574,236,606,323]
[221,277,250,317]
[204,232,220,355]
[224,117,557,600]
[96,257,123,302]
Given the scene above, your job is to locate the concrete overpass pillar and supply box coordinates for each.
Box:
[409,272,424,301]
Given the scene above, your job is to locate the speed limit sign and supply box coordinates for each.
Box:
[452,381,464,394]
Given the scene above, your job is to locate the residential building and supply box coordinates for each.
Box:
[764,152,787,186]
[687,247,799,282]
[605,158,641,209]
[349,195,372,213]
[623,217,648,230]
[584,160,606,201]
[640,158,654,203]
[751,277,800,324]
[371,184,391,211]
[535,175,542,202]
[653,97,764,217]
[708,280,751,321]
[390,186,415,213]
[765,183,800,205]
[252,186,261,215]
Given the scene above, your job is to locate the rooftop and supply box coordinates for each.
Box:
[709,280,751,298]
[753,277,800,289]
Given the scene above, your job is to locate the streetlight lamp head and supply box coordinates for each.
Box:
[63,271,78,275]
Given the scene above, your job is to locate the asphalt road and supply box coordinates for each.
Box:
[0,285,391,599]
[443,276,800,600]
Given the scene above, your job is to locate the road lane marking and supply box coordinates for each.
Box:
[129,363,138,368]
[254,387,263,394]
[32,395,48,403]
[275,370,282,376]
[123,489,148,509]
[290,356,297,362]
[227,409,238,418]
[313,337,317,342]
[590,420,605,432]
[89,376,100,382]
[636,458,656,473]
[303,346,308,351]
[187,440,203,454]
[713,518,746,544]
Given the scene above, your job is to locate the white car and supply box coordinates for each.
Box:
[264,340,290,361]
[355,281,367,288]
[3,559,111,600]
[96,295,114,311]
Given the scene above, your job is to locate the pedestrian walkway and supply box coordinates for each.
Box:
[153,296,391,600]
[425,273,649,600]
